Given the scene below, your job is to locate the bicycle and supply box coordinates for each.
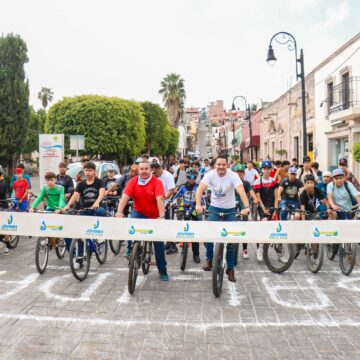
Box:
[102,196,123,255]
[172,202,200,271]
[205,209,245,298]
[262,207,296,274]
[128,240,153,294]
[33,210,67,274]
[327,205,359,276]
[66,208,108,281]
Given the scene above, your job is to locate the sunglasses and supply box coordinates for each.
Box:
[187,175,196,180]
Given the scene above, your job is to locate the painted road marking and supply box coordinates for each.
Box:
[0,273,38,300]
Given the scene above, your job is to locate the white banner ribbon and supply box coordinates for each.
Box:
[0,212,357,243]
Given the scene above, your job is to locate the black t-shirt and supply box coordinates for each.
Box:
[279,178,303,201]
[0,178,8,209]
[103,176,117,190]
[75,178,105,208]
[300,188,325,213]
[56,174,74,195]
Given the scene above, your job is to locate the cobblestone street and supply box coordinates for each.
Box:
[1,237,360,360]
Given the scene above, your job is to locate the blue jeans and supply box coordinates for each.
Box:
[66,207,106,253]
[205,206,236,269]
[12,197,28,212]
[280,200,300,220]
[131,209,167,275]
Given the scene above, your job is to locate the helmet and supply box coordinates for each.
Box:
[186,168,198,179]
[304,174,315,183]
[260,160,272,169]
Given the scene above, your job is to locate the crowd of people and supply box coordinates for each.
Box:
[1,153,360,283]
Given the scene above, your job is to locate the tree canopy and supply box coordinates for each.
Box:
[0,33,30,172]
[46,95,146,159]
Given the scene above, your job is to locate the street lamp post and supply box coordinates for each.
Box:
[266,31,307,158]
[231,96,253,160]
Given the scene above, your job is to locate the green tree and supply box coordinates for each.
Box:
[353,142,360,163]
[0,33,30,173]
[165,127,179,156]
[22,107,42,154]
[46,95,145,160]
[200,107,207,121]
[141,101,169,155]
[159,73,186,127]
[37,87,54,111]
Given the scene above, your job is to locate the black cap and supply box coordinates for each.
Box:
[150,162,161,169]
[303,156,311,163]
[304,174,315,182]
[339,157,348,165]
[83,161,96,170]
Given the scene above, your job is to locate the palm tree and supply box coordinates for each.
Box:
[37,87,54,111]
[159,73,186,127]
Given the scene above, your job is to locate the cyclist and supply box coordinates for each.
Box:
[12,167,29,211]
[30,172,66,212]
[317,170,332,197]
[116,161,169,281]
[327,168,360,219]
[274,161,290,183]
[297,156,319,183]
[172,168,204,263]
[338,157,360,191]
[244,160,259,186]
[10,163,32,190]
[0,167,13,255]
[300,174,329,219]
[278,167,303,221]
[103,168,119,211]
[200,159,211,176]
[56,162,74,201]
[253,160,279,262]
[174,160,187,188]
[150,162,177,255]
[195,156,250,283]
[63,161,106,268]
[233,163,259,259]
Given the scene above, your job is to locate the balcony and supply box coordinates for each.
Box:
[327,76,360,124]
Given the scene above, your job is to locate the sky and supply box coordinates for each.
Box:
[1,0,359,111]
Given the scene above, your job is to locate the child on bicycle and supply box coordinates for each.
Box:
[29,172,66,213]
[0,167,13,255]
[12,167,29,211]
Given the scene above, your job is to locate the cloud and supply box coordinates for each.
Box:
[312,0,350,32]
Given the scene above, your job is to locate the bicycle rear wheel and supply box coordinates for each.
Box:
[9,235,20,248]
[212,243,225,297]
[339,243,357,276]
[263,243,295,273]
[55,238,66,259]
[306,243,324,273]
[326,244,339,260]
[141,241,152,275]
[95,240,108,264]
[128,242,140,294]
[35,237,50,274]
[69,239,91,281]
[109,240,123,255]
[180,243,188,271]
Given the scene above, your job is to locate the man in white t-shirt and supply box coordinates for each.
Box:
[244,161,259,186]
[195,156,250,282]
[151,162,178,254]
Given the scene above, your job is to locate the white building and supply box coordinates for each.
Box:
[314,32,360,175]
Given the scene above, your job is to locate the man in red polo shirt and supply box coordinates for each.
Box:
[116,161,169,280]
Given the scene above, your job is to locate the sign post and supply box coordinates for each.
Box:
[70,135,85,161]
[39,134,64,188]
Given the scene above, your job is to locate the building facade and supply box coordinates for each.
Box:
[314,32,360,175]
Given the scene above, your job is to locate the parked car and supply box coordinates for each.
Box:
[67,161,121,187]
[134,156,160,164]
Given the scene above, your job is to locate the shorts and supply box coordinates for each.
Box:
[257,206,276,220]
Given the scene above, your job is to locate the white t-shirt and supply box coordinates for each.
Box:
[202,169,242,209]
[244,168,259,186]
[159,170,175,193]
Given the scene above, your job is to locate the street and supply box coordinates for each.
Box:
[1,233,360,359]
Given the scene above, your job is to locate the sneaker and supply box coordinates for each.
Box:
[278,254,288,264]
[257,246,263,262]
[73,259,83,270]
[242,249,249,259]
[166,245,178,255]
[3,247,13,255]
[193,255,201,264]
[124,248,132,258]
[160,273,169,281]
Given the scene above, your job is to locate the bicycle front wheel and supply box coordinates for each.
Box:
[55,238,66,259]
[263,243,295,273]
[212,243,225,297]
[180,243,188,272]
[128,242,140,294]
[109,240,123,255]
[306,243,324,273]
[326,244,339,260]
[35,237,50,274]
[339,243,357,276]
[95,240,108,264]
[9,235,20,248]
[69,239,91,281]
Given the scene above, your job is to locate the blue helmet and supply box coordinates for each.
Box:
[260,160,272,169]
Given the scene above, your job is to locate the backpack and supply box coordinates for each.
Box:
[174,167,181,184]
[332,181,357,206]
